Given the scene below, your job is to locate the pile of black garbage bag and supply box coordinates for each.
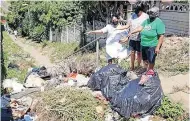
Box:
[87,64,163,119]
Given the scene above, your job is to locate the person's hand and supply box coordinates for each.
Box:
[127,32,132,38]
[119,37,128,44]
[155,46,160,54]
[85,31,92,35]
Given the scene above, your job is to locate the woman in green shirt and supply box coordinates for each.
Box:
[128,7,165,80]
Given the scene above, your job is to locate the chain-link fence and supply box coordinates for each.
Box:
[51,23,83,43]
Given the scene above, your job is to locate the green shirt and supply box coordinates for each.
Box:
[140,18,165,47]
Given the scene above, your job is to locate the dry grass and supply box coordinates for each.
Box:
[34,87,105,121]
[155,37,189,76]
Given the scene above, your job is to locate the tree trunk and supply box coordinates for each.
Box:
[80,10,87,48]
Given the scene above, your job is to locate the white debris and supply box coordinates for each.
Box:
[24,75,46,88]
[68,79,77,86]
[136,115,152,121]
[3,78,25,94]
[127,71,138,80]
[75,74,89,87]
[105,113,114,121]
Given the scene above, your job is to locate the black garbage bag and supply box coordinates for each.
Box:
[110,73,163,118]
[87,64,129,99]
[88,64,163,119]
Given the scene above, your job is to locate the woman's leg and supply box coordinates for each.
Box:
[130,50,136,70]
[141,46,148,70]
[147,46,157,71]
[136,41,142,67]
[143,60,148,70]
[129,40,136,71]
[137,52,141,67]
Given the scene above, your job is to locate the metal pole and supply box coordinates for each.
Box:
[93,17,99,67]
[64,37,103,59]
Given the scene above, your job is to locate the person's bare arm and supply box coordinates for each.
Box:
[116,23,130,30]
[86,30,103,34]
[155,35,164,54]
[130,26,143,35]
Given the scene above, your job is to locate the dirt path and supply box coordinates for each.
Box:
[159,74,189,112]
[9,34,54,68]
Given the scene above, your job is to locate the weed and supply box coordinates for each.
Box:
[154,96,188,121]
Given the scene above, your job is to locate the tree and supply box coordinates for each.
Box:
[7,1,84,41]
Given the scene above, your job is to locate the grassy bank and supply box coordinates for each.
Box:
[21,37,189,76]
[3,32,35,83]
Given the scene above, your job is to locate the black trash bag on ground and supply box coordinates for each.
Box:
[87,64,129,99]
[88,64,163,119]
[110,73,163,118]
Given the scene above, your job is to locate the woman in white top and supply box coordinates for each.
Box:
[87,14,129,64]
[117,2,149,71]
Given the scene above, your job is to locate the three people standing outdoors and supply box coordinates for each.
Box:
[87,2,165,83]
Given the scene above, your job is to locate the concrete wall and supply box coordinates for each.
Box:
[159,2,189,36]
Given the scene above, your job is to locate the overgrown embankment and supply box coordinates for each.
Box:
[3,32,35,82]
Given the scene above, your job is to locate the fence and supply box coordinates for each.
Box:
[51,20,128,48]
[159,2,189,36]
[51,23,82,43]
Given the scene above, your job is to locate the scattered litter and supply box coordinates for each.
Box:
[127,71,138,80]
[25,66,51,83]
[68,79,77,86]
[10,96,33,120]
[23,112,38,121]
[105,113,114,121]
[3,78,25,94]
[136,115,152,121]
[24,75,46,88]
[75,74,89,87]
[8,62,19,70]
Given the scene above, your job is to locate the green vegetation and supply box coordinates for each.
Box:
[40,40,79,62]
[3,32,35,82]
[7,1,84,40]
[35,87,105,121]
[154,96,189,121]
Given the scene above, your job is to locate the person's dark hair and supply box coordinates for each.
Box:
[112,13,120,19]
[133,1,146,12]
